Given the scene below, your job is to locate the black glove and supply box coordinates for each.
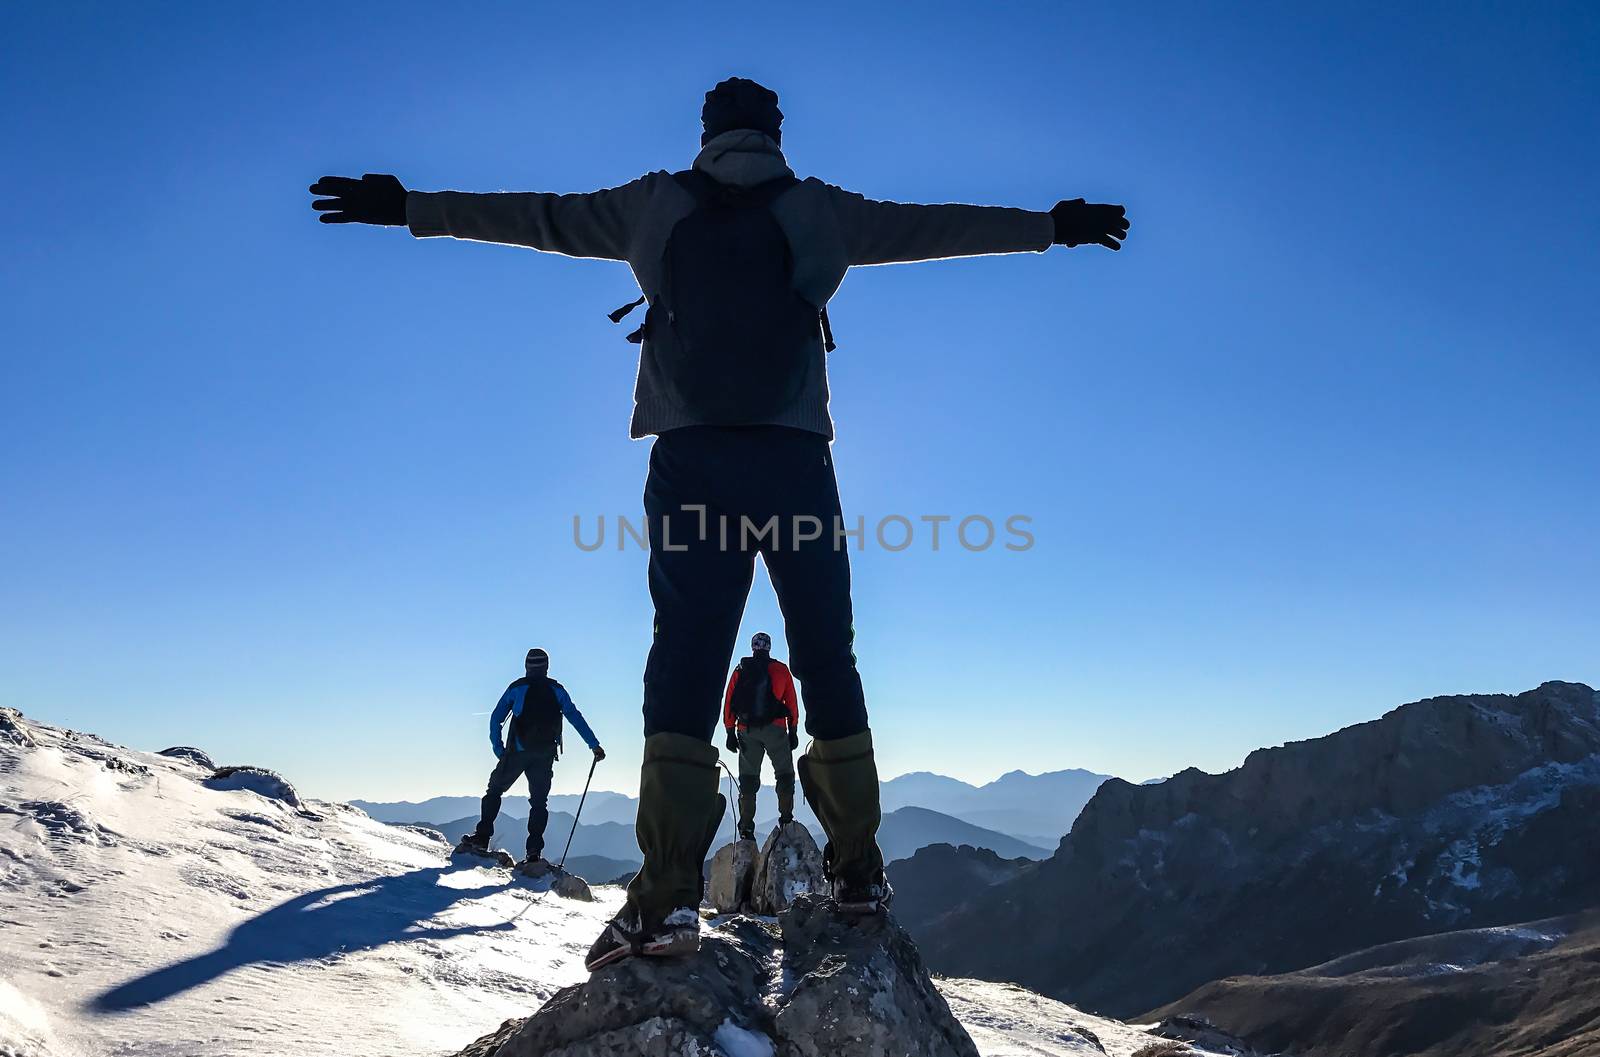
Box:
[310,174,409,226]
[788,728,799,751]
[592,745,606,762]
[1050,198,1129,250]
[725,729,740,753]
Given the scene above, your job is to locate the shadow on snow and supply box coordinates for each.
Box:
[91,866,514,1012]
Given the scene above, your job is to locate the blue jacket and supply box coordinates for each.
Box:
[490,679,599,756]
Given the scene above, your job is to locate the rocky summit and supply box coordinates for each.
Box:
[450,894,979,1057]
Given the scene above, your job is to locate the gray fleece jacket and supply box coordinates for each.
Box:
[406,130,1055,439]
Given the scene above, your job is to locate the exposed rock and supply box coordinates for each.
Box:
[552,870,594,902]
[157,745,215,770]
[1130,1043,1196,1057]
[923,681,1600,1017]
[1,703,36,745]
[450,894,977,1057]
[452,915,771,1057]
[1073,1024,1106,1052]
[88,751,151,776]
[1146,1015,1271,1056]
[1,707,36,748]
[206,765,303,808]
[774,896,978,1057]
[395,822,451,845]
[751,821,824,916]
[707,838,758,913]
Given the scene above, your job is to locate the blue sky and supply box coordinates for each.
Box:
[3,2,1596,802]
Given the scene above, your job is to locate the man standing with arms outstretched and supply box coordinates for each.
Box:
[723,631,800,841]
[310,76,1128,970]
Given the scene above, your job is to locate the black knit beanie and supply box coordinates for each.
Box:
[525,648,549,675]
[701,77,782,146]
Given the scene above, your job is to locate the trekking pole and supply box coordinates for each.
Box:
[556,754,599,872]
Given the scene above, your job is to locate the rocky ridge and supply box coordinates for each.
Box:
[922,681,1600,1017]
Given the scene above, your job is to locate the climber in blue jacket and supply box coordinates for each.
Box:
[458,648,604,873]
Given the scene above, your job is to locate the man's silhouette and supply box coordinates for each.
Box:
[723,631,800,841]
[455,648,604,875]
[310,76,1128,971]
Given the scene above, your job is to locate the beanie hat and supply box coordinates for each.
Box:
[751,632,773,652]
[525,648,549,673]
[702,77,782,146]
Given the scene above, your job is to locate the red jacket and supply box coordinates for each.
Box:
[723,658,799,731]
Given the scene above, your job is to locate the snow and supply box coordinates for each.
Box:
[938,979,1237,1057]
[205,765,303,807]
[1,715,619,1056]
[713,1018,777,1057]
[0,979,63,1057]
[0,711,1196,1057]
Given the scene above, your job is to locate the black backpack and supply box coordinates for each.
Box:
[511,676,564,751]
[730,656,784,726]
[611,170,834,423]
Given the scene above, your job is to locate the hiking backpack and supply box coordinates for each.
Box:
[511,676,564,751]
[730,656,784,726]
[611,170,835,423]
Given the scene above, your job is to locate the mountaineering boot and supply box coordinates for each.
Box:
[737,773,759,841]
[515,856,552,878]
[776,773,796,826]
[452,834,515,869]
[798,728,888,914]
[585,907,702,971]
[586,733,723,971]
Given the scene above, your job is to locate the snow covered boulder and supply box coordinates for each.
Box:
[707,837,758,913]
[751,820,824,915]
[449,894,978,1057]
[206,765,302,808]
[0,707,36,748]
[157,745,216,770]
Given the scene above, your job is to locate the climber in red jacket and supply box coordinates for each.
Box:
[723,631,800,840]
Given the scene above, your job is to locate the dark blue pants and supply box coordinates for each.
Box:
[642,425,868,743]
[474,747,556,859]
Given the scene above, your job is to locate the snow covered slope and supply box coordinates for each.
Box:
[0,708,1237,1057]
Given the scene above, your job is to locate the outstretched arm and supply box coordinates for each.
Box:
[826,184,1128,265]
[310,172,650,261]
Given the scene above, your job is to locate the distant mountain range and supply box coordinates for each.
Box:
[416,803,1049,879]
[352,791,638,828]
[913,681,1600,1020]
[355,765,1109,869]
[879,768,1112,849]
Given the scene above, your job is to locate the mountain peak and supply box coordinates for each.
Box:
[921,681,1600,1019]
